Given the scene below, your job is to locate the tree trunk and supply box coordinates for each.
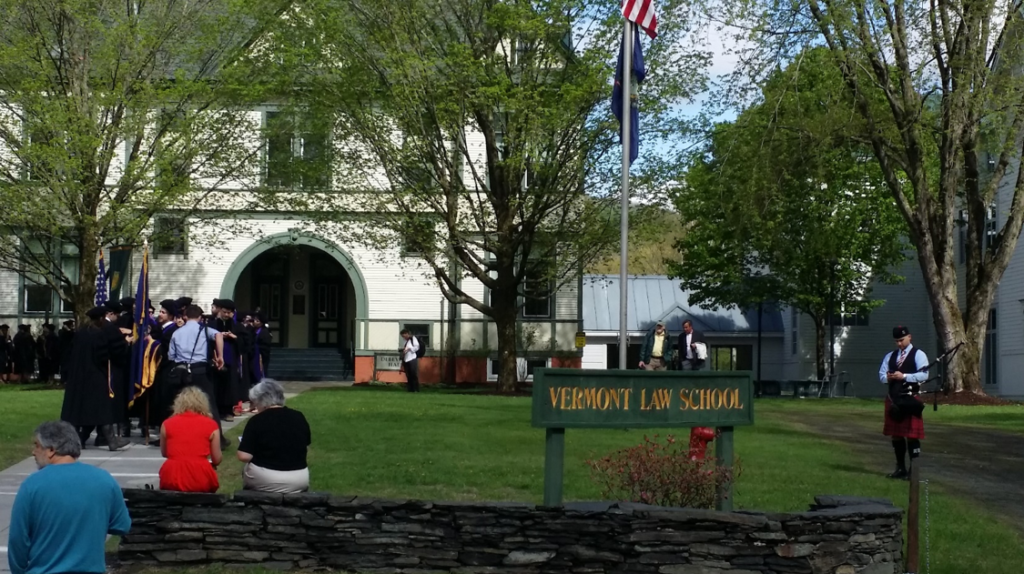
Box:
[960,300,990,393]
[493,301,519,393]
[813,314,826,381]
[74,229,100,325]
[921,248,992,394]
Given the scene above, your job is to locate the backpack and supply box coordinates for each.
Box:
[415,336,427,358]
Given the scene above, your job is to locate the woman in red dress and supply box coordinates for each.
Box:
[159,386,223,492]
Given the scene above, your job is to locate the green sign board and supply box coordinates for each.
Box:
[531,368,755,511]
[532,369,754,429]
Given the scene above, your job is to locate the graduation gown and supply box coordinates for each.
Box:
[0,334,11,375]
[60,323,128,426]
[214,318,251,410]
[250,327,271,384]
[150,322,179,426]
[58,328,75,382]
[116,315,135,421]
[37,333,59,380]
[13,331,34,377]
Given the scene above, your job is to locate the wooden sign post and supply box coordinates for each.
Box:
[531,369,754,510]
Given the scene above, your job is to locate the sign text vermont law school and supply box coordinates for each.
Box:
[547,385,744,412]
[531,369,754,429]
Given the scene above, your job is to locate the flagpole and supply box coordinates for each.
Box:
[618,21,633,371]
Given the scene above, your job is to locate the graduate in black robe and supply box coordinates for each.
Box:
[250,312,272,384]
[146,299,182,446]
[211,299,250,420]
[58,320,75,383]
[92,301,129,445]
[116,297,137,436]
[13,325,35,381]
[60,307,130,451]
[36,324,59,382]
[0,325,12,382]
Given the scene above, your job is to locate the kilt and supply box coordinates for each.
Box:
[883,395,925,439]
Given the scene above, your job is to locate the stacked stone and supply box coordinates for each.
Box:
[119,489,903,574]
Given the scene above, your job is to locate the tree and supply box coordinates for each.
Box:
[669,47,907,379]
[721,0,1024,392]
[587,206,689,275]
[272,0,707,390]
[0,0,286,321]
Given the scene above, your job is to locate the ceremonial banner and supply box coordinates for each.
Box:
[128,244,160,407]
[107,246,132,302]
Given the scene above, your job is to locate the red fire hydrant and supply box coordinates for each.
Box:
[688,426,716,460]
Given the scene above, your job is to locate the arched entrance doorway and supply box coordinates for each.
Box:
[219,233,368,353]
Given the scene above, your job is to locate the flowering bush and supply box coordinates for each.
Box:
[586,434,740,509]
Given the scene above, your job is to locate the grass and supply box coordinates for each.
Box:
[0,384,64,469]
[3,385,1023,574]
[756,396,1024,434]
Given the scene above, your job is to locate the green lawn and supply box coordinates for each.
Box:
[3,385,1023,574]
[756,396,1024,434]
[0,385,64,469]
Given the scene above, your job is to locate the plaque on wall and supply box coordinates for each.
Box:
[292,294,306,315]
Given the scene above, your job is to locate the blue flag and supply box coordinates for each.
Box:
[611,26,646,166]
[95,250,108,306]
[128,245,157,405]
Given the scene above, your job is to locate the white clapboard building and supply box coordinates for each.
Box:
[0,118,584,383]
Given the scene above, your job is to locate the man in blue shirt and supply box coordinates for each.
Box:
[168,304,228,448]
[8,421,131,574]
[878,325,929,479]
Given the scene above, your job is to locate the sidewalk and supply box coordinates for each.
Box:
[0,382,344,572]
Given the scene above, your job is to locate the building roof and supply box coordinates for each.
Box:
[582,275,784,334]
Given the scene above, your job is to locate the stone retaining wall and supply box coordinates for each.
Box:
[118,490,903,574]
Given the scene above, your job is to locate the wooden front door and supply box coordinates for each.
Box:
[311,279,342,348]
[251,253,288,347]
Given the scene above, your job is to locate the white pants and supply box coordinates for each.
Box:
[243,462,310,494]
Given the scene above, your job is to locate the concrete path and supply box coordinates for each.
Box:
[0,381,346,572]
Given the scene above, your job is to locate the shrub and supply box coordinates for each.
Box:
[586,434,740,509]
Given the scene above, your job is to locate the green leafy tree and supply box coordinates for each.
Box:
[270,0,708,390]
[0,0,285,321]
[720,0,1024,393]
[588,206,687,275]
[669,47,907,379]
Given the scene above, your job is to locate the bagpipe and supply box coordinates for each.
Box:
[888,341,963,420]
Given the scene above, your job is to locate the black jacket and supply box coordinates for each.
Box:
[677,329,707,363]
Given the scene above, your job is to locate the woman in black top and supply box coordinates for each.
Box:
[237,379,311,493]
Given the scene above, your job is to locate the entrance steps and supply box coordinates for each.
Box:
[267,348,353,381]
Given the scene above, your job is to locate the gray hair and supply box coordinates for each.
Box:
[35,421,81,458]
[250,379,287,409]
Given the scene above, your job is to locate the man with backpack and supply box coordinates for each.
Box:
[399,329,424,392]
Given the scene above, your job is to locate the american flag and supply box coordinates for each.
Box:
[95,250,108,306]
[623,0,658,39]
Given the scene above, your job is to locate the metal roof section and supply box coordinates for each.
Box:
[582,275,784,333]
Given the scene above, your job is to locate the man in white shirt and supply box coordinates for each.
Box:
[878,325,929,480]
[400,329,421,393]
[678,320,707,371]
